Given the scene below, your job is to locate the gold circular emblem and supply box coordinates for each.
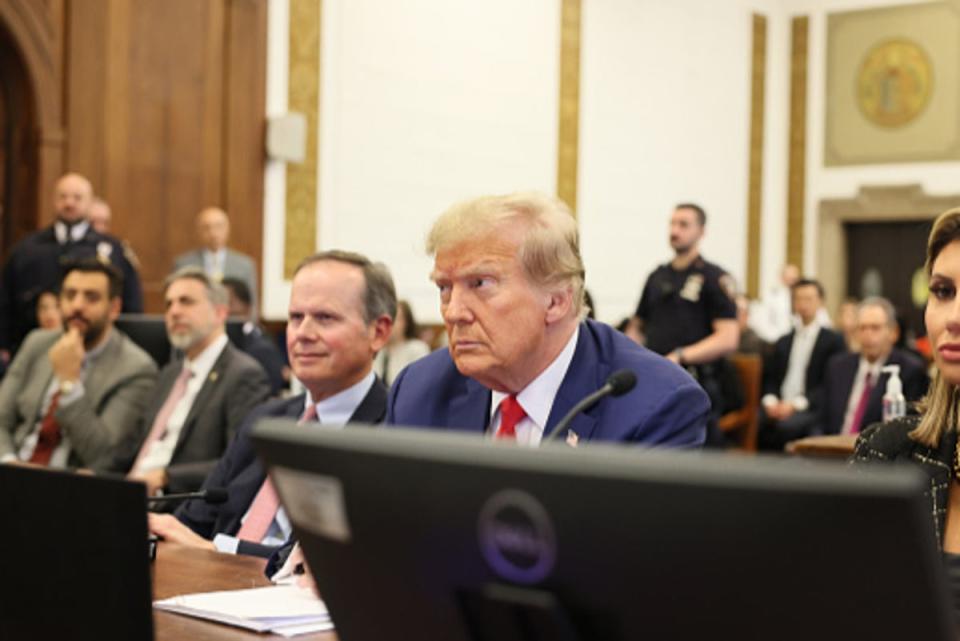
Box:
[856,39,933,128]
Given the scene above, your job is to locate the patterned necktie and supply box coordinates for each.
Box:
[28,391,63,465]
[237,404,318,542]
[495,395,526,440]
[131,366,193,473]
[849,372,875,434]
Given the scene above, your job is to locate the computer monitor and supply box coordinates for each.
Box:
[252,422,954,641]
[0,465,153,640]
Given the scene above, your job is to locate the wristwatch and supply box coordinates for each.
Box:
[58,379,77,396]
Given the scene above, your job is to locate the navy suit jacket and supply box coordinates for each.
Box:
[821,348,929,435]
[386,319,708,446]
[176,378,387,557]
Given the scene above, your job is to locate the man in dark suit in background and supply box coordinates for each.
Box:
[148,250,395,558]
[822,296,928,435]
[387,192,709,446]
[222,277,288,395]
[758,279,846,450]
[110,267,270,496]
[0,173,144,359]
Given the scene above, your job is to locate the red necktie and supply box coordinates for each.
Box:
[29,391,63,465]
[849,372,875,434]
[237,404,318,542]
[495,395,526,440]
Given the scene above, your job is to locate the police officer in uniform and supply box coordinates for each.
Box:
[634,203,740,443]
[0,173,144,359]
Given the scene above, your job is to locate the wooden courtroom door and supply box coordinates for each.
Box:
[845,220,932,340]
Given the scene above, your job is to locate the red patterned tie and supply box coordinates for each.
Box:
[237,404,318,542]
[495,395,526,440]
[849,372,875,434]
[28,391,62,465]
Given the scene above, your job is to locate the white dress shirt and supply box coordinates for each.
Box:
[134,334,229,473]
[778,320,821,411]
[54,220,90,244]
[488,327,579,447]
[840,356,887,435]
[213,370,376,554]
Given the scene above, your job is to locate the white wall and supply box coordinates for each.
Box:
[579,0,785,322]
[262,0,955,324]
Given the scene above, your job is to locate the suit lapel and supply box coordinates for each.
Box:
[446,376,491,433]
[544,325,599,442]
[171,345,233,458]
[81,330,121,410]
[347,378,388,424]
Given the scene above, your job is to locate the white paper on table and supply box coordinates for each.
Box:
[154,584,332,635]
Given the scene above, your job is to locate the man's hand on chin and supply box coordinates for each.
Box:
[148,513,216,551]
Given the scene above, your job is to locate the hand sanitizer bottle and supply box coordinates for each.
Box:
[881,365,906,422]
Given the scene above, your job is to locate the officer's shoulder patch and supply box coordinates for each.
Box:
[718,273,737,301]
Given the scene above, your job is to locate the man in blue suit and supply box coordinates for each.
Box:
[387,192,708,446]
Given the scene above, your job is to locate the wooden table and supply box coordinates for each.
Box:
[153,543,337,641]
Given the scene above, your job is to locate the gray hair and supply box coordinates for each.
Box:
[293,250,397,324]
[164,266,229,307]
[858,296,897,328]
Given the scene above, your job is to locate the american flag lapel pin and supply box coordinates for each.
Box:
[566,430,579,447]
[209,371,219,382]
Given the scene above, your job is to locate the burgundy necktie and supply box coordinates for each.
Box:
[495,395,526,440]
[849,372,875,434]
[28,391,62,465]
[237,404,318,542]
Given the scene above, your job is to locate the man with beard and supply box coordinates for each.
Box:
[633,203,739,443]
[0,173,144,358]
[0,259,156,471]
[109,268,270,496]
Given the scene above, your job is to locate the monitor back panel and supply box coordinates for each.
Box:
[254,422,954,641]
[0,466,153,641]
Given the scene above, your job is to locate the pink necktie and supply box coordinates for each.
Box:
[849,372,875,434]
[495,395,526,440]
[131,367,193,473]
[237,404,318,542]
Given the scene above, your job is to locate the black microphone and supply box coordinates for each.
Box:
[544,369,637,443]
[147,487,228,508]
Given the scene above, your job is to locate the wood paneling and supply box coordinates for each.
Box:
[0,0,267,312]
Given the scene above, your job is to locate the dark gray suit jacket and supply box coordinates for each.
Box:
[111,341,270,493]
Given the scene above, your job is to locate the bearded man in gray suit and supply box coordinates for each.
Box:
[174,207,258,315]
[0,259,156,471]
[110,267,270,496]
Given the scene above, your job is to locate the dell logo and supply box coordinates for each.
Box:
[478,489,556,584]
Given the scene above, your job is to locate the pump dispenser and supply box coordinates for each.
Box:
[881,364,906,422]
